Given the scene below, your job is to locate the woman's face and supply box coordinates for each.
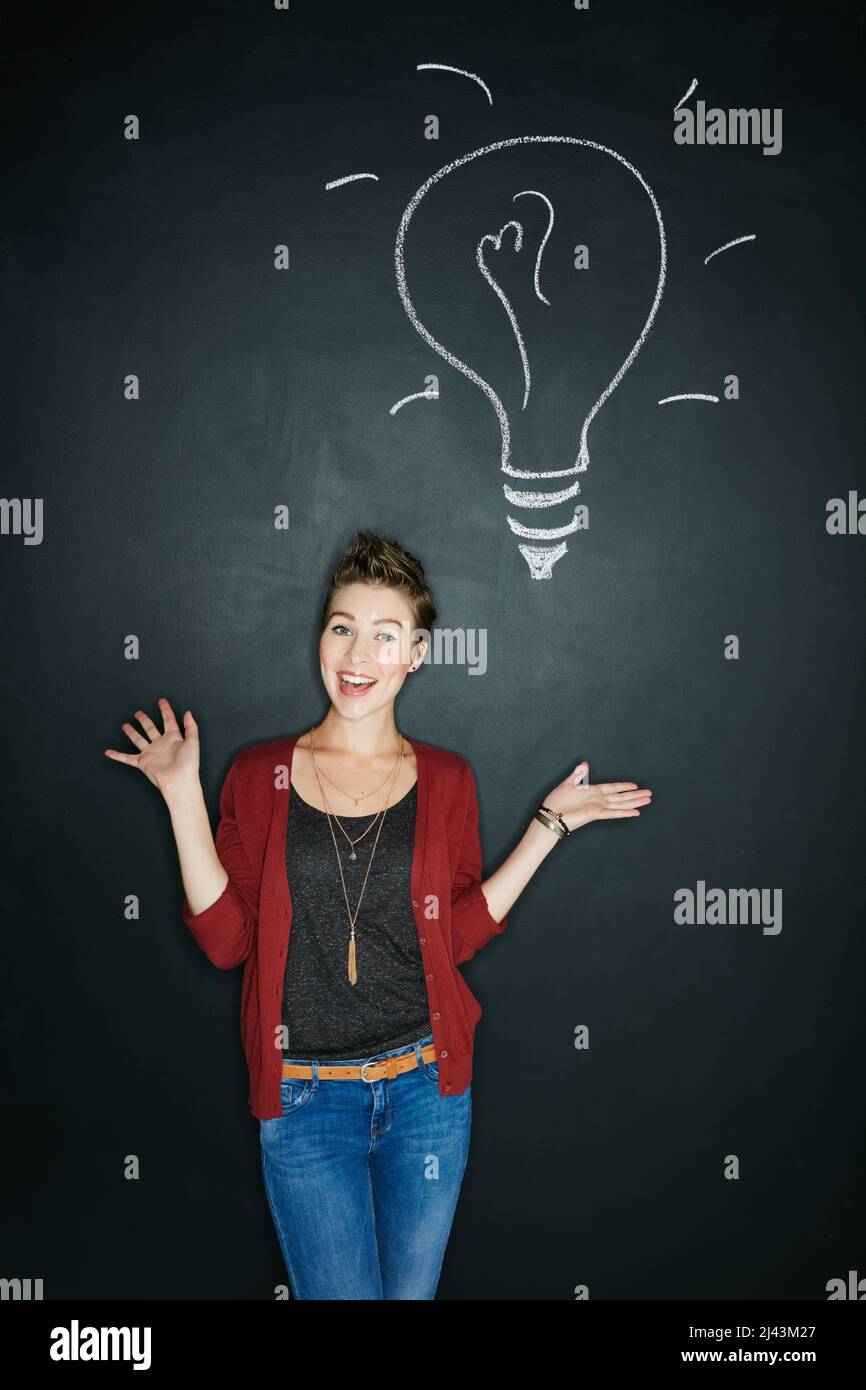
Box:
[320,582,426,717]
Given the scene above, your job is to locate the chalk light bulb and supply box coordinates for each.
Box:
[395,135,667,579]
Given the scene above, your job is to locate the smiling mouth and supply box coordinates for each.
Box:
[337,672,378,696]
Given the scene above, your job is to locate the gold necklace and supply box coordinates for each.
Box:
[327,805,384,861]
[307,725,402,806]
[309,734,404,985]
[308,727,396,859]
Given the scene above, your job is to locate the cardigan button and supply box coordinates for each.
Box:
[444,1084,452,1092]
[432,1012,440,1021]
[419,937,426,945]
[412,899,419,907]
[440,1050,448,1059]
[425,973,433,981]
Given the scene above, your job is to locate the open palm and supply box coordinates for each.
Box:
[543,760,652,833]
[104,697,200,798]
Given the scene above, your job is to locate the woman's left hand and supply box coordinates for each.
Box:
[540,761,653,834]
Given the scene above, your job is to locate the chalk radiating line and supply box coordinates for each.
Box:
[477,222,531,409]
[704,233,756,264]
[658,393,719,404]
[325,173,380,189]
[512,190,554,305]
[390,388,439,415]
[416,62,493,105]
[675,78,698,111]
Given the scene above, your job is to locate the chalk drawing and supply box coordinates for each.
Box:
[658,393,719,404]
[477,220,532,409]
[512,190,554,306]
[416,63,493,106]
[325,173,379,190]
[704,234,756,265]
[675,78,698,111]
[390,387,439,415]
[394,136,667,579]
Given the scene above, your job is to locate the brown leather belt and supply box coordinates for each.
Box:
[282,1042,437,1083]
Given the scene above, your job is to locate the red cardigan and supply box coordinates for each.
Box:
[180,732,509,1120]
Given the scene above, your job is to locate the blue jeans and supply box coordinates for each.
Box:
[259,1030,472,1299]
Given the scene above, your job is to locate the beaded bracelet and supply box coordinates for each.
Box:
[535,803,571,839]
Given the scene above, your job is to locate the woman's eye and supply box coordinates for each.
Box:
[330,624,400,641]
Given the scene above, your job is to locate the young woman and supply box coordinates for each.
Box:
[104,531,652,1300]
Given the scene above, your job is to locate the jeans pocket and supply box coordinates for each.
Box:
[420,1058,440,1083]
[259,1079,315,1137]
[281,1077,313,1111]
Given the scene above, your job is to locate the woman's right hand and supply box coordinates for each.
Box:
[104,697,200,800]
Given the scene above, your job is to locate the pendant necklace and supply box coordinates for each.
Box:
[307,727,405,984]
[307,726,395,860]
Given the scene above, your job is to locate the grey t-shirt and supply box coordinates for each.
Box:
[281,781,431,1060]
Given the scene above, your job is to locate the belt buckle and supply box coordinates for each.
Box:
[360,1056,402,1082]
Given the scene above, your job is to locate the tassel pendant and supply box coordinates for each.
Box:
[347,931,357,986]
[349,850,357,861]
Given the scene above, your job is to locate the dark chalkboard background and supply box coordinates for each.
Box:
[2,0,864,1301]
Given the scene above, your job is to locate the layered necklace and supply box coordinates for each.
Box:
[306,725,406,985]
